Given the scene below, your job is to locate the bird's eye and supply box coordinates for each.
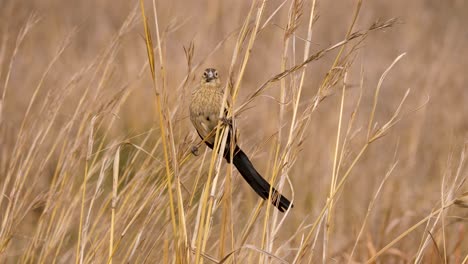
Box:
[214,71,218,77]
[203,72,207,78]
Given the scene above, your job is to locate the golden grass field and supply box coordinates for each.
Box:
[1,0,467,263]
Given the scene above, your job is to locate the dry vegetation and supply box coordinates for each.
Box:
[0,0,468,263]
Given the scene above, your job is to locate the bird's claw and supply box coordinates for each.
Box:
[220,116,232,126]
[191,145,200,156]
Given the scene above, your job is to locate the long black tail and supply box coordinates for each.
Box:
[230,147,293,212]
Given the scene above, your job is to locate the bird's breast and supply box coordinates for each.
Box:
[189,88,224,140]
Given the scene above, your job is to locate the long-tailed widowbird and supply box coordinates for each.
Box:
[189,68,293,212]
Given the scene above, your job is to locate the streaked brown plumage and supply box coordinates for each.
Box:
[189,68,293,212]
[189,68,224,145]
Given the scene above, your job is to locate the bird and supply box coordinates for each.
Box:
[189,68,293,212]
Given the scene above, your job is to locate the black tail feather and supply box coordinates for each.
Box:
[231,147,293,212]
[201,131,293,212]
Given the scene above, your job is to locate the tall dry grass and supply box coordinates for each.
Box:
[0,0,467,263]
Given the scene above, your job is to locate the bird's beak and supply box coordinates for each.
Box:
[205,72,215,82]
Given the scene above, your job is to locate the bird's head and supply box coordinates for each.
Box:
[201,68,220,85]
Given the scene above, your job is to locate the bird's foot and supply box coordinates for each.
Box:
[220,116,232,126]
[190,145,200,156]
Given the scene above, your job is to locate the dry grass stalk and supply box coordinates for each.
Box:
[1,0,467,263]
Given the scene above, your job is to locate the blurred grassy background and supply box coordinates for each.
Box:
[0,0,467,263]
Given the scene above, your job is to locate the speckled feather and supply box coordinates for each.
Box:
[189,68,293,212]
[189,83,225,145]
